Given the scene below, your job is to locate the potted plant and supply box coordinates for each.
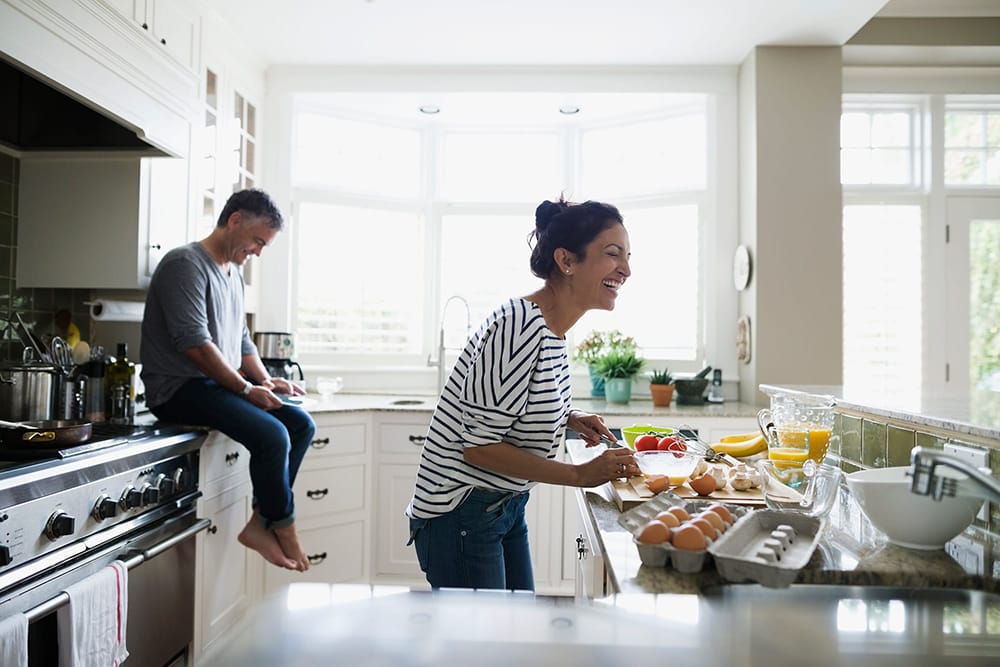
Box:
[593,347,645,403]
[572,330,638,398]
[648,368,674,407]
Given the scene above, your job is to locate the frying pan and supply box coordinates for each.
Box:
[0,418,93,447]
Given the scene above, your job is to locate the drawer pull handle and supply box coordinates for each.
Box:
[311,437,330,449]
[408,435,426,446]
[576,534,587,560]
[307,552,327,565]
[207,525,218,535]
[306,488,329,500]
[225,452,240,465]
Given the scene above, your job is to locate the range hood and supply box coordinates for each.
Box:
[0,56,165,155]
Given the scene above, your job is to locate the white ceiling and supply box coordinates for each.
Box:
[213,0,897,67]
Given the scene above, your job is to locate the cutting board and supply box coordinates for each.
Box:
[608,476,766,512]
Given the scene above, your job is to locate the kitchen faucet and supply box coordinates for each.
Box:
[427,295,471,395]
[909,446,1000,504]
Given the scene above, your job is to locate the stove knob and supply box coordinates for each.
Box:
[120,485,142,510]
[0,544,11,567]
[172,468,186,492]
[45,511,75,540]
[159,476,177,498]
[141,482,159,506]
[92,495,118,521]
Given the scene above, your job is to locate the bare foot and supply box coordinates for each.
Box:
[273,523,310,572]
[238,516,298,570]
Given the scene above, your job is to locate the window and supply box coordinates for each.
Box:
[290,93,715,377]
[944,103,1000,186]
[840,105,919,186]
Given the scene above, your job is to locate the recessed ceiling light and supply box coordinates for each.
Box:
[559,106,580,115]
[419,105,440,115]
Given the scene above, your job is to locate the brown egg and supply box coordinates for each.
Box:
[666,506,691,522]
[688,517,717,540]
[671,524,707,551]
[706,503,735,525]
[697,510,726,533]
[688,473,716,497]
[636,520,671,544]
[644,474,670,494]
[654,510,681,528]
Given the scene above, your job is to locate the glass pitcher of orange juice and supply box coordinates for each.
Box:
[757,391,836,466]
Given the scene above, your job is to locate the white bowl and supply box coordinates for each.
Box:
[846,466,984,550]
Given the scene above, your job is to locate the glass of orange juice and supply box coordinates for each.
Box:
[758,394,835,467]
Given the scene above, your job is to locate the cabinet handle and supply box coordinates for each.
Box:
[307,552,327,565]
[311,437,330,449]
[142,22,148,30]
[207,525,218,535]
[576,534,587,560]
[160,38,167,45]
[408,435,426,446]
[150,243,161,250]
[225,451,240,465]
[306,488,329,500]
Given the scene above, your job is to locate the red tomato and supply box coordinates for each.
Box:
[658,436,687,458]
[634,434,659,451]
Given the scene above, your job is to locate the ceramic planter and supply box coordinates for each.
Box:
[587,365,606,398]
[604,378,633,403]
[650,383,675,407]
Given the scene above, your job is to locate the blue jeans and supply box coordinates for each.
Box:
[151,378,316,529]
[408,488,534,591]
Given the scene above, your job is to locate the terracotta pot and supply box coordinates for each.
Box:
[650,383,675,407]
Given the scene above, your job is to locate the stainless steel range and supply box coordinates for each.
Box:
[0,422,208,666]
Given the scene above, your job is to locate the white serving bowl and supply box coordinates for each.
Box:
[846,466,984,550]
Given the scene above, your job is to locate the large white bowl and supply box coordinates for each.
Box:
[846,466,984,550]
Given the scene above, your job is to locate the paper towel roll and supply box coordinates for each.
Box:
[89,300,145,322]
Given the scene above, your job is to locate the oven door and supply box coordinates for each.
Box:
[0,508,209,667]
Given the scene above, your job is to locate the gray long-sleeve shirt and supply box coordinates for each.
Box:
[140,242,256,408]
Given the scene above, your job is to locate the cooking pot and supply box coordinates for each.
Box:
[0,361,60,421]
[0,418,92,447]
[254,332,296,360]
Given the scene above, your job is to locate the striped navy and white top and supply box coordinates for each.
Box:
[406,298,572,519]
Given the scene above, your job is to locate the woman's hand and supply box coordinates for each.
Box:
[575,447,640,487]
[568,409,618,447]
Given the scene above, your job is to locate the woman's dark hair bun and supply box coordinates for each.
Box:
[535,200,564,231]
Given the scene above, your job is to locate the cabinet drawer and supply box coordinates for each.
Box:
[263,520,366,591]
[293,465,366,520]
[309,422,367,461]
[201,432,249,486]
[379,422,430,456]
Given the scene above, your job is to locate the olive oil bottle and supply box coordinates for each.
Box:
[106,342,136,424]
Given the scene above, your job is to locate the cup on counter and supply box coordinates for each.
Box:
[316,376,343,399]
[758,394,835,467]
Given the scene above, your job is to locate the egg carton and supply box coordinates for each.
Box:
[619,492,752,574]
[707,510,825,588]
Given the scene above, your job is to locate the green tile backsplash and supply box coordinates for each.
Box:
[861,418,887,468]
[0,152,90,362]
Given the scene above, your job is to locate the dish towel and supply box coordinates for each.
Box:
[57,560,129,667]
[0,611,28,667]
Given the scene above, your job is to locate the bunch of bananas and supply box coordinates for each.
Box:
[708,432,767,458]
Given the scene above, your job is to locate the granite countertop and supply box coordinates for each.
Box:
[760,383,1000,442]
[300,392,760,419]
[583,483,1000,596]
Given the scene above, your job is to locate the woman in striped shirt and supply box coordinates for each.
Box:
[406,197,640,591]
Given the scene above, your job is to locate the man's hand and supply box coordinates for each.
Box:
[245,384,284,410]
[269,377,305,396]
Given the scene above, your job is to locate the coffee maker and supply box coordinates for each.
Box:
[254,331,305,382]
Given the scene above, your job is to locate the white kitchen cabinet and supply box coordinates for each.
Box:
[372,413,430,584]
[18,154,190,288]
[260,413,373,596]
[572,487,609,600]
[100,0,201,74]
[193,431,253,661]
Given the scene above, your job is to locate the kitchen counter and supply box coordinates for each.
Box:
[200,581,1000,666]
[299,392,760,419]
